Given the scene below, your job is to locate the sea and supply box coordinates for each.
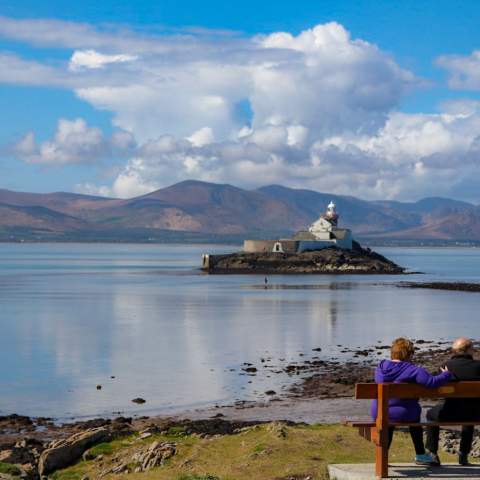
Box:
[0,243,479,420]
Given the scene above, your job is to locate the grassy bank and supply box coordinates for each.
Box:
[50,422,459,480]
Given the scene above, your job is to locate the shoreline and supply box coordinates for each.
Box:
[0,339,456,442]
[0,338,468,478]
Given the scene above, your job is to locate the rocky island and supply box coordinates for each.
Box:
[203,242,404,274]
[202,201,405,274]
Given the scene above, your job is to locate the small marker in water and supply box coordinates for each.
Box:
[264,276,268,289]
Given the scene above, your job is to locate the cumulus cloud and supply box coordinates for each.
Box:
[437,50,480,90]
[14,118,135,165]
[67,22,415,144]
[96,108,480,199]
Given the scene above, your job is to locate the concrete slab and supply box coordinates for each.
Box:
[328,463,480,479]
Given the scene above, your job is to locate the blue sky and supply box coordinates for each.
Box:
[2,0,480,201]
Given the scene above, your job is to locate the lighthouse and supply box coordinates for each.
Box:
[243,200,353,253]
[324,201,339,226]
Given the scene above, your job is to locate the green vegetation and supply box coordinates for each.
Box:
[88,442,115,458]
[51,472,85,480]
[0,462,21,476]
[176,476,220,480]
[166,426,189,437]
[49,423,460,480]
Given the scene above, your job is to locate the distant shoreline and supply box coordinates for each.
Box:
[1,239,479,248]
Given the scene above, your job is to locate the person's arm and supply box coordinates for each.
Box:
[374,367,382,383]
[414,366,452,388]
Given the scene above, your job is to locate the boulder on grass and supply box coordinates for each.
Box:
[38,427,111,476]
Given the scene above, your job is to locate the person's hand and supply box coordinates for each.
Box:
[440,366,449,373]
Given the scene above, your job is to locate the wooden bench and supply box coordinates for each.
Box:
[344,381,480,478]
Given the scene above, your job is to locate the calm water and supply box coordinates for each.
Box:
[1,243,479,420]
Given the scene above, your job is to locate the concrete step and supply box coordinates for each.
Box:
[328,463,480,479]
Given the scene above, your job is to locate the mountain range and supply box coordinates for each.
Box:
[1,180,479,243]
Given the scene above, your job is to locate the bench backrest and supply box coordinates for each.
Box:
[356,381,480,399]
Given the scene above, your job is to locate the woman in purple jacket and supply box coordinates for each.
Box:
[371,337,452,466]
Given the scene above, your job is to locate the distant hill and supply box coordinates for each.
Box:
[0,181,479,243]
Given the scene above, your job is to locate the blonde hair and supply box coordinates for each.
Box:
[391,337,415,361]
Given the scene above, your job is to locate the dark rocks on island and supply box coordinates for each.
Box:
[203,243,404,275]
[202,201,405,274]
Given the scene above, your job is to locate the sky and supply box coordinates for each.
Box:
[2,0,480,202]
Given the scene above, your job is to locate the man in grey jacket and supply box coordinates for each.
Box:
[426,337,480,466]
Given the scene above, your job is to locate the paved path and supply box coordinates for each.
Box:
[329,463,480,479]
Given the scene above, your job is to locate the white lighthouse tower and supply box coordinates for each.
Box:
[308,200,340,238]
[243,200,353,253]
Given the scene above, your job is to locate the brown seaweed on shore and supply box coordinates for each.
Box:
[399,282,480,292]
[287,341,459,400]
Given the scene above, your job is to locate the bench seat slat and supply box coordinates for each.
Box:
[356,381,480,399]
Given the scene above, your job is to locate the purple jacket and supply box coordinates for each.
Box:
[371,359,452,422]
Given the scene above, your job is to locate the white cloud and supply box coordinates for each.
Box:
[0,16,169,53]
[14,118,134,165]
[187,127,215,147]
[437,50,480,90]
[69,50,138,71]
[0,20,414,143]
[0,53,67,87]
[90,107,480,200]
[73,182,112,197]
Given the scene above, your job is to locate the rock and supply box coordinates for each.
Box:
[140,432,152,439]
[267,422,288,438]
[110,417,133,436]
[96,385,102,390]
[130,441,176,472]
[110,462,128,474]
[0,439,40,465]
[203,246,404,275]
[82,449,95,461]
[0,415,34,434]
[132,397,146,404]
[38,427,111,476]
[265,390,276,396]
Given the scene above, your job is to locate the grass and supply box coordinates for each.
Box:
[176,476,220,480]
[88,442,115,458]
[166,426,189,437]
[49,423,460,480]
[0,462,21,476]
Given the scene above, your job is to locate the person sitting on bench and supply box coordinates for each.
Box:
[371,337,452,466]
[425,337,480,466]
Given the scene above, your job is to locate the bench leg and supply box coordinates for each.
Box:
[375,431,389,478]
[375,384,389,478]
[358,426,372,441]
